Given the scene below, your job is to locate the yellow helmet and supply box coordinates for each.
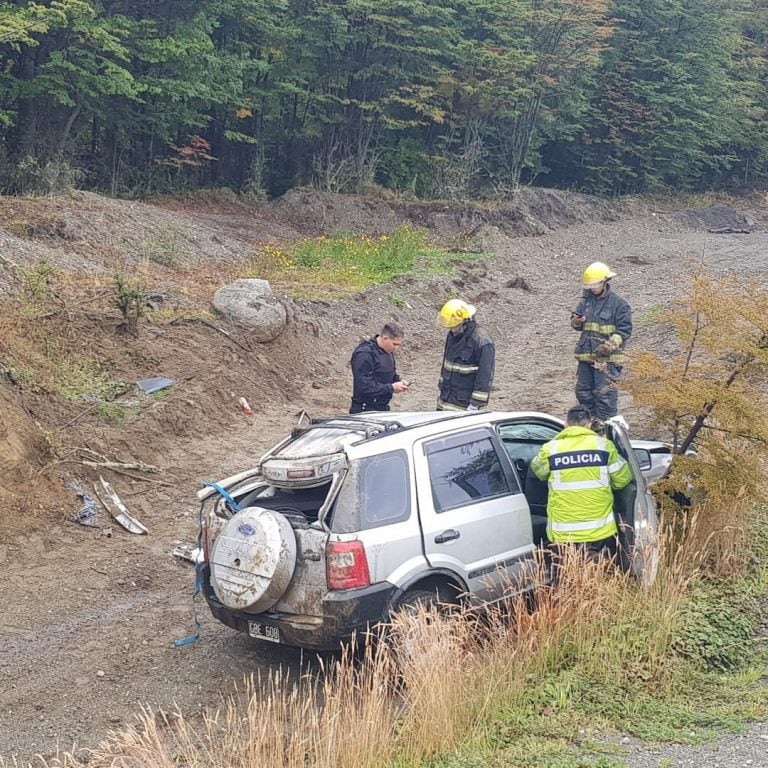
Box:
[582,261,616,288]
[439,299,476,329]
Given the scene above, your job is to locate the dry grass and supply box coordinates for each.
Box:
[39,535,714,768]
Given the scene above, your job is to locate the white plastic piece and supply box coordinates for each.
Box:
[95,476,149,535]
[607,414,629,431]
[209,507,297,613]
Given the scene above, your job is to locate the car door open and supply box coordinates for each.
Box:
[606,417,659,586]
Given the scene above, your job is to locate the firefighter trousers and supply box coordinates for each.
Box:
[575,361,622,420]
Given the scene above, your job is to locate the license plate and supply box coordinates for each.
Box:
[248,621,281,643]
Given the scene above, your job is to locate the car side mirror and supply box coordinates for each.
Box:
[633,448,652,471]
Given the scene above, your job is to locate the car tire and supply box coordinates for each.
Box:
[386,588,458,680]
[393,588,442,615]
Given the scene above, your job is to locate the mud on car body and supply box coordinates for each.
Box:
[198,411,661,651]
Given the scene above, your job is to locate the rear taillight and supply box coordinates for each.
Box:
[326,540,370,590]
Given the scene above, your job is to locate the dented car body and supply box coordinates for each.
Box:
[199,411,660,650]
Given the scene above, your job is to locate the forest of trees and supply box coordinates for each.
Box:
[1,0,766,199]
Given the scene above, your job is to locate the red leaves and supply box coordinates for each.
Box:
[156,135,217,168]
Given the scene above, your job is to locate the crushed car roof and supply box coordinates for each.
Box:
[272,410,561,459]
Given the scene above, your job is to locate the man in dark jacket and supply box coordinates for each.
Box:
[436,299,495,411]
[571,262,632,427]
[349,323,409,414]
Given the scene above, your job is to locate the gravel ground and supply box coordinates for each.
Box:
[618,723,768,767]
[1,193,767,767]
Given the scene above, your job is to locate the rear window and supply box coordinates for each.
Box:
[331,450,411,533]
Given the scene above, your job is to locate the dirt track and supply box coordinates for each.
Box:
[2,197,768,764]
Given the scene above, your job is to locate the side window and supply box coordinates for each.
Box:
[331,450,410,532]
[425,431,515,513]
[497,422,561,441]
[361,452,410,526]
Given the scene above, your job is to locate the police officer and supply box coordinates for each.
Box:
[349,323,409,414]
[571,262,632,430]
[436,299,495,411]
[530,405,631,560]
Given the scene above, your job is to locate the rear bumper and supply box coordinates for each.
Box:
[200,565,399,650]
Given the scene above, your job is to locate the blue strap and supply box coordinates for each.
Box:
[202,482,241,513]
[174,483,242,648]
[173,561,202,647]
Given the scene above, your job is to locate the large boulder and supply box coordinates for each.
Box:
[213,279,287,342]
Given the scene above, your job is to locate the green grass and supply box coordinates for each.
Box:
[634,305,663,326]
[249,226,478,298]
[4,350,127,403]
[140,230,189,267]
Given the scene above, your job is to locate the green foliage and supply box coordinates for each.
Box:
[278,226,463,294]
[672,579,763,672]
[55,357,126,402]
[0,0,768,195]
[555,0,750,193]
[4,346,126,402]
[20,259,56,303]
[96,400,126,426]
[112,273,146,335]
[141,230,188,267]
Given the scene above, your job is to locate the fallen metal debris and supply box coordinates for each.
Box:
[68,481,100,527]
[94,476,149,535]
[137,376,177,395]
[172,544,204,564]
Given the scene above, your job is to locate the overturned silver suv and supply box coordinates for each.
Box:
[198,411,662,650]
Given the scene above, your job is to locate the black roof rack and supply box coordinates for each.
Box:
[289,412,479,443]
[291,415,407,440]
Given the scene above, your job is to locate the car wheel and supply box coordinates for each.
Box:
[386,588,459,682]
[394,588,442,615]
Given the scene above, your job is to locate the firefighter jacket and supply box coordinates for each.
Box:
[437,320,495,410]
[571,283,632,365]
[530,425,632,544]
[350,336,400,413]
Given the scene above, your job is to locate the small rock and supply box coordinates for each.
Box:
[311,382,322,389]
[620,736,631,745]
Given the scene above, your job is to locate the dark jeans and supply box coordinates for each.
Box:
[546,536,618,586]
[575,361,623,420]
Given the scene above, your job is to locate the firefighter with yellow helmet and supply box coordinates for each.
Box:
[570,262,632,428]
[436,299,495,411]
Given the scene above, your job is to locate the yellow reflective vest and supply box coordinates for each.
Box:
[530,426,632,544]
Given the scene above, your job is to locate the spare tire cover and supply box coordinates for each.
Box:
[210,506,297,613]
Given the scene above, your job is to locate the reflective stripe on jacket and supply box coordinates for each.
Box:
[572,284,632,364]
[437,320,495,410]
[530,425,632,544]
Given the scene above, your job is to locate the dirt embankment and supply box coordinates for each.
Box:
[0,186,626,534]
[0,187,766,763]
